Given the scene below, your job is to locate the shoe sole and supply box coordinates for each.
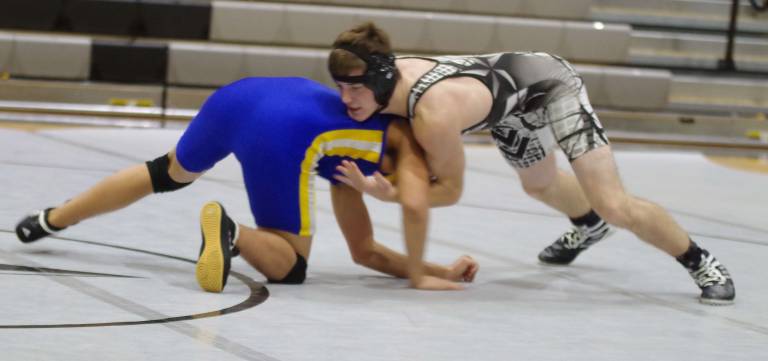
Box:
[537,260,574,266]
[196,202,226,293]
[699,298,735,306]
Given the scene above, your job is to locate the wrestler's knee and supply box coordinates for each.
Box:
[521,180,550,199]
[591,195,634,230]
[267,254,308,285]
[517,156,558,198]
[146,153,195,193]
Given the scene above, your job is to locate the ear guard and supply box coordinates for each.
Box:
[331,44,399,110]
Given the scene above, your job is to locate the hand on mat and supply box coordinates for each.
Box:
[411,275,464,291]
[335,160,397,202]
[448,255,479,283]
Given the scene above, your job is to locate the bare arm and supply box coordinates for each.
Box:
[410,110,466,207]
[387,120,465,290]
[330,184,456,279]
[331,120,478,288]
[393,120,432,286]
[334,113,465,207]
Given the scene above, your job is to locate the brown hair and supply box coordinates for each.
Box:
[329,22,393,76]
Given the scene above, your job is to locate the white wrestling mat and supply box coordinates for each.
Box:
[0,127,766,361]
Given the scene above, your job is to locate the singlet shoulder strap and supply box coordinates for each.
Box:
[405,56,469,119]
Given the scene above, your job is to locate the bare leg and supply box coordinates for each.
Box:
[570,146,735,304]
[515,152,592,218]
[236,226,311,281]
[48,150,201,228]
[571,146,689,256]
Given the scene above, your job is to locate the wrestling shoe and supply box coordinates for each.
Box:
[15,208,64,243]
[196,201,239,293]
[538,220,613,265]
[682,249,735,305]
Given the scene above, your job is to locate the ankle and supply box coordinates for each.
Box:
[676,240,704,269]
[569,209,602,228]
[45,208,68,230]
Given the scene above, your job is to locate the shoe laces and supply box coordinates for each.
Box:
[690,254,728,287]
[559,221,611,250]
[559,228,586,249]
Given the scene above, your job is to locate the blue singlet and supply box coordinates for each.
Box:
[175,77,391,236]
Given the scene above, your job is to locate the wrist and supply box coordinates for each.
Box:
[408,263,425,281]
[386,189,398,202]
[431,264,452,280]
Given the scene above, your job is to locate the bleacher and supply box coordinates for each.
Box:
[0,0,766,145]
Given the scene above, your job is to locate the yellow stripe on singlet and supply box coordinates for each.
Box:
[298,129,384,236]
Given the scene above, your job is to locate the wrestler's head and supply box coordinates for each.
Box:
[329,22,398,121]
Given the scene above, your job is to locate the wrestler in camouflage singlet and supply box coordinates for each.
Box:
[404,52,609,168]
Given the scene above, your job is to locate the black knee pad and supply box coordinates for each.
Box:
[146,154,192,193]
[268,254,307,284]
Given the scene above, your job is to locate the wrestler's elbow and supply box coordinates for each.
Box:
[445,184,463,205]
[432,181,462,206]
[401,198,429,224]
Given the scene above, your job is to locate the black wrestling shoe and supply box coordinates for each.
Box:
[15,208,64,243]
[538,220,613,265]
[196,201,239,293]
[683,249,735,305]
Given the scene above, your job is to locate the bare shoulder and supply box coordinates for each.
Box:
[413,88,464,131]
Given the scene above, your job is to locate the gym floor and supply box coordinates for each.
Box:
[1,126,766,360]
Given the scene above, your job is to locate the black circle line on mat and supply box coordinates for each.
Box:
[0,230,269,329]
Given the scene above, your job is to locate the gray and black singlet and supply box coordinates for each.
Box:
[404,52,609,168]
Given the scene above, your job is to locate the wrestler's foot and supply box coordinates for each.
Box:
[538,220,613,265]
[683,249,735,305]
[15,208,65,243]
[196,201,239,293]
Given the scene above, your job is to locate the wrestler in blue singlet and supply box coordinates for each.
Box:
[175,77,391,236]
